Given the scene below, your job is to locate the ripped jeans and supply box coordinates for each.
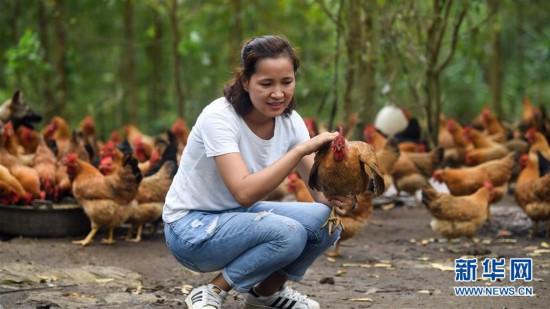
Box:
[164,201,341,293]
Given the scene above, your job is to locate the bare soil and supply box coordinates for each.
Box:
[1,195,549,308]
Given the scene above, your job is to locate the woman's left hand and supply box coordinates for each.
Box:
[327,195,355,215]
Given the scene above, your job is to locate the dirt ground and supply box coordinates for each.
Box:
[1,195,549,308]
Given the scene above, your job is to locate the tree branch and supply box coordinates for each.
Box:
[436,4,468,73]
[315,0,343,30]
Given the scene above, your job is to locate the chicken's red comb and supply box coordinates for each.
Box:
[63,153,78,164]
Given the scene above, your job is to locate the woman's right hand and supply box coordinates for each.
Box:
[297,131,339,156]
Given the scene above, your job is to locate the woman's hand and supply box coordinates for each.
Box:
[327,195,356,215]
[296,132,339,156]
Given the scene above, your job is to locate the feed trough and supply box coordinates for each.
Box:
[0,201,89,238]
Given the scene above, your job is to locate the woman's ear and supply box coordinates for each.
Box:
[242,77,249,92]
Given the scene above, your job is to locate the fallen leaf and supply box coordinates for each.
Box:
[524,246,539,251]
[349,297,374,302]
[409,238,417,243]
[534,249,550,254]
[417,256,430,262]
[326,257,336,263]
[417,290,431,294]
[481,239,492,245]
[335,270,347,277]
[497,239,517,244]
[374,263,393,269]
[181,284,193,295]
[382,204,394,211]
[430,263,454,272]
[95,278,114,283]
[541,242,549,248]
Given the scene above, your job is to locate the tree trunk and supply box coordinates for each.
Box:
[228,0,243,69]
[53,0,68,116]
[343,0,362,123]
[488,0,502,119]
[146,7,163,121]
[9,0,22,87]
[169,0,185,118]
[37,0,56,119]
[359,1,377,126]
[123,0,138,123]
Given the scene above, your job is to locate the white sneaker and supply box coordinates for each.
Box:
[185,284,227,309]
[245,286,320,309]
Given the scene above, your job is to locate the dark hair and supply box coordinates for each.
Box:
[224,35,300,117]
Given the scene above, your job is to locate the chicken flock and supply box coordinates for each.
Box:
[1,90,550,255]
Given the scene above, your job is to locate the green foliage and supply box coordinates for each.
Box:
[0,0,548,136]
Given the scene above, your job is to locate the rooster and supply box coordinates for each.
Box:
[309,129,385,234]
[0,90,42,129]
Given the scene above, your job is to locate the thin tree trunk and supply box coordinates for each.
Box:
[343,0,362,122]
[146,7,163,120]
[37,0,56,119]
[123,0,138,123]
[170,0,185,118]
[328,0,344,131]
[488,0,502,118]
[9,0,22,87]
[359,1,377,126]
[228,0,243,69]
[53,0,68,115]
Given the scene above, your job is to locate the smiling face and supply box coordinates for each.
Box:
[243,57,295,121]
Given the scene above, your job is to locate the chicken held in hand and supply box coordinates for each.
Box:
[309,129,385,234]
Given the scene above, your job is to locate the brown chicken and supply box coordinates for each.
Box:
[362,125,387,151]
[526,128,550,159]
[480,108,508,143]
[125,124,155,161]
[515,152,550,237]
[33,138,58,200]
[519,97,543,132]
[422,181,495,239]
[16,125,40,154]
[326,192,373,257]
[64,152,142,246]
[309,131,385,234]
[0,165,31,205]
[126,161,176,242]
[287,173,314,203]
[433,153,515,196]
[463,127,509,165]
[43,116,71,159]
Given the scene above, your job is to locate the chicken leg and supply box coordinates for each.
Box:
[323,207,342,236]
[101,228,116,245]
[72,226,99,246]
[325,239,342,258]
[126,224,144,242]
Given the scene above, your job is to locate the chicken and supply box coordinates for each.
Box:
[421,181,494,239]
[363,124,387,151]
[515,152,550,237]
[375,139,400,188]
[43,116,71,159]
[443,119,469,166]
[33,138,58,201]
[480,108,508,143]
[16,125,40,154]
[64,151,142,246]
[126,161,177,242]
[124,124,155,161]
[287,172,314,202]
[519,97,543,132]
[0,165,31,205]
[438,115,455,149]
[463,127,509,165]
[433,153,515,196]
[526,128,550,159]
[391,154,428,197]
[326,192,373,257]
[309,130,385,234]
[0,90,42,129]
[304,118,319,138]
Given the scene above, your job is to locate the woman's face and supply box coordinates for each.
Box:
[244,57,295,120]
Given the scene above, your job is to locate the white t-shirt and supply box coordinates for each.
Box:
[162,97,310,223]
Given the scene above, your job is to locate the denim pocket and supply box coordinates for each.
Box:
[167,211,221,247]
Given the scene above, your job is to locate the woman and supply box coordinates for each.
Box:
[163,35,353,309]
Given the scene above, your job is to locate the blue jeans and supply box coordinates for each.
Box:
[164,201,341,293]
